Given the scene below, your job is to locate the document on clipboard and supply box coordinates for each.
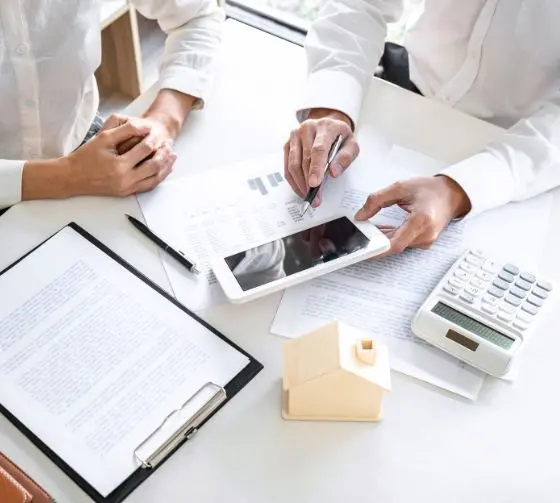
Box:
[0,223,263,503]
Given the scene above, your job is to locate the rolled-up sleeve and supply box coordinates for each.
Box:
[298,0,404,127]
[441,91,560,218]
[131,0,225,108]
[0,160,24,209]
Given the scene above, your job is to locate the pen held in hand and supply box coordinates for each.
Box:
[300,134,345,216]
[126,214,200,275]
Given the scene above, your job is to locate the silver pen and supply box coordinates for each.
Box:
[300,134,344,216]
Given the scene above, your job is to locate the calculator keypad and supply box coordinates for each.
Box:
[441,250,552,333]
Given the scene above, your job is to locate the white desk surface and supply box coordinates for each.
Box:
[2,20,560,503]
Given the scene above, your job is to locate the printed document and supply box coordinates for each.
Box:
[0,227,249,497]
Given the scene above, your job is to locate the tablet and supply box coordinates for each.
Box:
[211,214,390,303]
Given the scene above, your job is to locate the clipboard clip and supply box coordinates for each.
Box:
[133,382,227,469]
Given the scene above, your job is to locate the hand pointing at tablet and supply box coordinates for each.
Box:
[355,176,471,256]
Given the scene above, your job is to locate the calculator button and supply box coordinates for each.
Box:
[515,279,531,291]
[454,270,470,281]
[492,278,509,291]
[470,278,487,289]
[520,272,536,283]
[459,293,475,304]
[532,287,548,300]
[503,264,520,276]
[481,304,498,315]
[482,295,500,306]
[517,311,533,323]
[500,304,516,315]
[526,295,543,307]
[505,294,522,307]
[449,277,465,289]
[521,303,538,315]
[465,255,484,266]
[513,320,529,331]
[497,311,514,322]
[464,286,480,297]
[476,270,494,281]
[443,284,460,296]
[459,262,477,274]
[481,260,499,273]
[488,286,505,298]
[498,271,515,283]
[536,280,552,292]
[509,286,527,299]
[469,249,485,258]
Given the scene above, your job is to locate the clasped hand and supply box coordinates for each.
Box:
[67,113,176,197]
[284,109,471,255]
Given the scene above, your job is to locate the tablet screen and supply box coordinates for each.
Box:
[224,216,370,291]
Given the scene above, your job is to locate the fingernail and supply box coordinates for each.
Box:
[309,174,319,187]
[330,163,341,177]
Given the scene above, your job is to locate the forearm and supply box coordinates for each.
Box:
[21,157,77,202]
[142,89,195,140]
[131,0,224,107]
[441,92,560,218]
[299,0,404,126]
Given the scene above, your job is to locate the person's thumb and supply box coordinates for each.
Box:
[330,140,359,177]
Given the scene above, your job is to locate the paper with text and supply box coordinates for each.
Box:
[0,227,249,497]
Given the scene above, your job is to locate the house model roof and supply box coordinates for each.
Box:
[283,321,391,392]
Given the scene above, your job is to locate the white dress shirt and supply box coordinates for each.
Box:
[299,0,560,218]
[0,0,223,209]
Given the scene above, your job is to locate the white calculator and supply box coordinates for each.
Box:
[412,249,554,377]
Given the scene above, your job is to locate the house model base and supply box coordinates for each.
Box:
[282,321,391,423]
[282,393,385,422]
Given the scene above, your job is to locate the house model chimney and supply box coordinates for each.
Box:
[355,339,376,365]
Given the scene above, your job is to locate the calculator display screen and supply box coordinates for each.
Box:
[432,302,515,350]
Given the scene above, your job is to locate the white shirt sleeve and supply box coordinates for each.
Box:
[440,91,560,219]
[297,0,404,127]
[0,160,25,209]
[131,0,225,109]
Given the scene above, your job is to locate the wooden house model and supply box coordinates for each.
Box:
[282,321,391,421]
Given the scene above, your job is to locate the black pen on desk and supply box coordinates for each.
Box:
[126,214,200,275]
[300,134,345,216]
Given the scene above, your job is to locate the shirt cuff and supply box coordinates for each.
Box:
[0,160,24,209]
[158,67,211,110]
[296,70,364,128]
[439,152,516,219]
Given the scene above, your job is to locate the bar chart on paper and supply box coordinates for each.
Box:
[248,172,285,196]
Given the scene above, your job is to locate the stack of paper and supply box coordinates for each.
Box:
[138,127,553,400]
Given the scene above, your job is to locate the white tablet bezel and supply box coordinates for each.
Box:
[211,213,390,304]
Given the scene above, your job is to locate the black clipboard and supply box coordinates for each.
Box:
[0,222,263,503]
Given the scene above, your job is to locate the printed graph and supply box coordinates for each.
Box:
[248,172,284,195]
